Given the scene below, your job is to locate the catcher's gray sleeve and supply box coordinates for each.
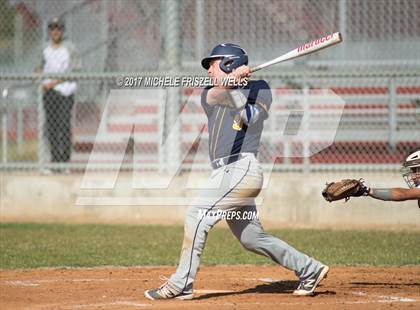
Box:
[370,188,393,201]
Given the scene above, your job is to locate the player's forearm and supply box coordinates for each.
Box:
[391,188,420,200]
[207,87,232,106]
[369,188,420,201]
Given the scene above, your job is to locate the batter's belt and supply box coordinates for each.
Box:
[211,152,256,169]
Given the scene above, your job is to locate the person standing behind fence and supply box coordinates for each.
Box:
[38,17,81,173]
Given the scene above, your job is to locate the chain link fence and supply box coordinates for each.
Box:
[1,0,419,173]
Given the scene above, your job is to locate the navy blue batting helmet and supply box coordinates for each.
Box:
[201,43,248,73]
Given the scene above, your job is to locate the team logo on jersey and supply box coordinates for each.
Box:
[232,114,243,131]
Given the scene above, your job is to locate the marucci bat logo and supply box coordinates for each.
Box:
[297,34,334,53]
[250,32,342,73]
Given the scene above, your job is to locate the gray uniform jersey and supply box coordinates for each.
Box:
[202,80,272,161]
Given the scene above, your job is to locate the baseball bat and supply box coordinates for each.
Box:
[251,32,343,73]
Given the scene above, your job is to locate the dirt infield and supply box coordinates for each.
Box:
[1,265,419,309]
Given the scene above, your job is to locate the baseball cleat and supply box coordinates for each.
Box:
[293,265,329,296]
[144,281,193,300]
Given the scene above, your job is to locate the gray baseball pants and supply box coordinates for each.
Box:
[169,153,323,293]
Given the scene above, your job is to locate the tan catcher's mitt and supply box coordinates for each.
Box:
[322,179,370,202]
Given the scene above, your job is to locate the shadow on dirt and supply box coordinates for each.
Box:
[195,280,335,300]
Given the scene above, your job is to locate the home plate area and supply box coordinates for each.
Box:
[1,265,419,309]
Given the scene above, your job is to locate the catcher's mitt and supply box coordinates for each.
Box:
[322,179,369,202]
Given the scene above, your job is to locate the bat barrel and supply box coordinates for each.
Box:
[251,32,343,73]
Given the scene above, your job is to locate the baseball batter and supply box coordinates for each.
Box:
[145,43,329,300]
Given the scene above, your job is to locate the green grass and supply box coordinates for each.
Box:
[0,223,419,269]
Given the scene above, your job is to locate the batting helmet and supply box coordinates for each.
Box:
[201,43,248,73]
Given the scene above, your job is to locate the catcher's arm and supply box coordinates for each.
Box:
[369,188,420,201]
[323,179,420,208]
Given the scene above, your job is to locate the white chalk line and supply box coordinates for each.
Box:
[245,277,284,283]
[63,301,152,309]
[4,280,40,287]
[28,300,152,309]
[195,289,235,294]
[3,280,234,294]
[351,291,417,303]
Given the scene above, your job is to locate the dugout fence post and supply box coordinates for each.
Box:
[164,0,181,173]
[38,14,48,172]
[302,84,310,174]
[339,0,347,61]
[17,104,23,153]
[388,77,397,151]
[1,88,8,164]
[37,81,46,172]
[195,0,205,62]
[157,90,166,173]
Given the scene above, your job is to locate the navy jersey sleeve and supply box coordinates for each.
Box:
[200,86,214,117]
[248,80,272,119]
